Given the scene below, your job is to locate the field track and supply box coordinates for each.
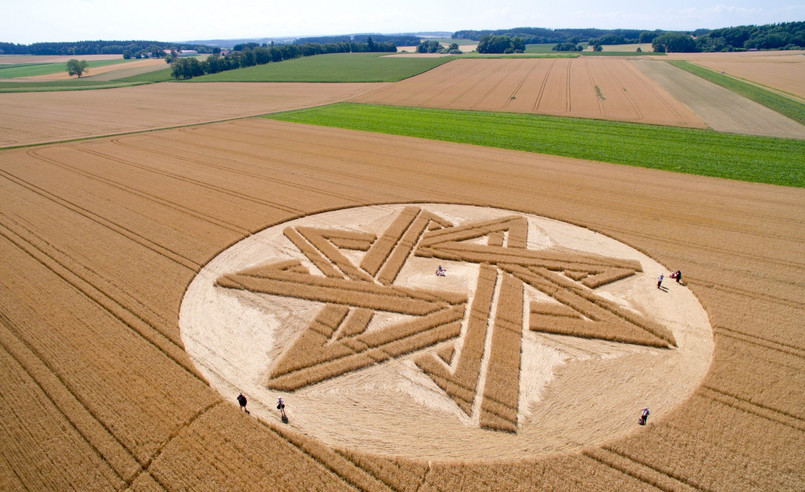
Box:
[1,117,803,490]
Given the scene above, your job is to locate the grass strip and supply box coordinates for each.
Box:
[668,60,805,126]
[192,52,456,83]
[265,103,805,187]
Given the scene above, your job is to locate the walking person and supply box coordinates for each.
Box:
[671,270,682,283]
[237,393,248,413]
[639,407,650,425]
[277,397,288,423]
[657,273,664,289]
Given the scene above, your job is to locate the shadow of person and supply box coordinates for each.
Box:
[282,414,289,424]
[659,286,669,292]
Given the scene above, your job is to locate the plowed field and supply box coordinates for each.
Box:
[1,117,803,490]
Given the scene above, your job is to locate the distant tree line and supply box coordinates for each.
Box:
[294,34,420,46]
[455,28,647,45]
[0,40,216,58]
[692,22,804,52]
[455,22,804,53]
[170,39,394,79]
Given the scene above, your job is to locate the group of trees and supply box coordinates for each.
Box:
[693,22,804,52]
[0,40,215,57]
[552,42,584,52]
[650,22,804,52]
[415,40,461,54]
[170,39,396,80]
[476,35,525,54]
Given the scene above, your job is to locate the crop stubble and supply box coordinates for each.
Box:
[0,118,803,490]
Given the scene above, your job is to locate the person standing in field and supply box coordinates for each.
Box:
[657,273,664,289]
[671,270,682,283]
[277,397,287,422]
[237,393,248,412]
[639,407,650,425]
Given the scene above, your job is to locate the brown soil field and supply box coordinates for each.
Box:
[1,117,803,490]
[632,58,805,139]
[351,57,709,128]
[0,82,382,147]
[668,50,805,100]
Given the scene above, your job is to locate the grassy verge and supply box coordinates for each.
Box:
[265,103,805,187]
[668,60,805,125]
[192,52,456,82]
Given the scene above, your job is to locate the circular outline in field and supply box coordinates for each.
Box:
[180,204,713,460]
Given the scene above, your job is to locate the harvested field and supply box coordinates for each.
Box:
[1,117,803,490]
[0,82,382,147]
[667,50,805,100]
[351,57,708,128]
[632,58,805,139]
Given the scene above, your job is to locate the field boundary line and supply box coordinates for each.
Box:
[713,325,805,359]
[700,386,805,431]
[0,222,204,382]
[0,210,177,338]
[583,448,693,491]
[0,317,133,487]
[0,165,201,271]
[25,148,250,236]
[599,444,712,492]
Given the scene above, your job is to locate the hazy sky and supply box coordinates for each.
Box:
[2,0,803,44]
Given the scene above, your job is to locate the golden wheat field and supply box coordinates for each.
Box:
[1,54,804,491]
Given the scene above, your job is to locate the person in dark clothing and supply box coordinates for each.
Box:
[237,393,248,412]
[639,407,650,425]
[277,397,288,423]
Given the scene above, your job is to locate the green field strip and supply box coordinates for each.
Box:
[191,52,457,83]
[265,103,805,187]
